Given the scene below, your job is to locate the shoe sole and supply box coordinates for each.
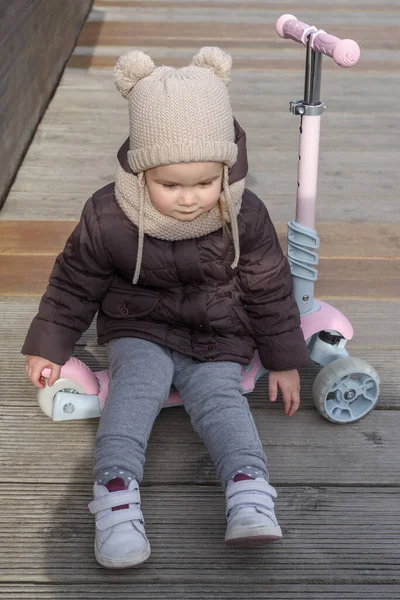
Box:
[225,524,282,547]
[95,541,151,569]
[226,533,282,547]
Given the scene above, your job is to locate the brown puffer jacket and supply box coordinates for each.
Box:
[22,121,308,371]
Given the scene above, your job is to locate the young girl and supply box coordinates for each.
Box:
[23,47,308,569]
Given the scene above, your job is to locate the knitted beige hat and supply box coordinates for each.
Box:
[114,47,244,284]
[114,47,238,172]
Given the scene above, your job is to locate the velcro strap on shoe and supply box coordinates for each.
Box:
[88,490,139,514]
[225,480,277,517]
[95,508,144,531]
[226,491,275,516]
[226,479,277,498]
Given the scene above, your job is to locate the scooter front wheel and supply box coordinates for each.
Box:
[37,378,87,419]
[312,357,380,424]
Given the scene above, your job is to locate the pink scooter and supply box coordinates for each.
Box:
[38,15,380,424]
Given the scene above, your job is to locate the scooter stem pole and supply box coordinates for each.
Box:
[295,115,321,230]
[295,42,323,230]
[304,40,322,104]
[287,41,324,314]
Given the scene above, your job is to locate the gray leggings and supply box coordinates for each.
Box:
[94,338,268,489]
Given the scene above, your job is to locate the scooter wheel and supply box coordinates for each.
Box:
[312,357,380,424]
[37,378,87,419]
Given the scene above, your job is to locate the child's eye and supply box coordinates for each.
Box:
[163,184,177,190]
[199,181,212,187]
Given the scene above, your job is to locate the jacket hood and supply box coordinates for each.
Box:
[116,118,248,185]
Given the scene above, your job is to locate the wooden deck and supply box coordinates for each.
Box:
[1,1,399,597]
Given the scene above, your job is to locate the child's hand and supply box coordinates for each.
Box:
[268,369,300,416]
[26,355,61,389]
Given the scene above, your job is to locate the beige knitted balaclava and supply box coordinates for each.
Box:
[113,47,245,284]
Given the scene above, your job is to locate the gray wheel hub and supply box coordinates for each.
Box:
[326,373,378,420]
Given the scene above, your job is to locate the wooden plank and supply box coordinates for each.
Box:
[1,583,400,599]
[94,0,400,6]
[1,254,398,298]
[94,0,400,10]
[0,256,55,296]
[68,54,398,72]
[0,408,399,485]
[316,258,400,300]
[76,21,400,49]
[0,221,399,258]
[87,5,400,25]
[0,222,76,255]
[94,0,400,12]
[1,484,399,583]
[70,47,400,74]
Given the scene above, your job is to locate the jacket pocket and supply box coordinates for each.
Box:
[101,289,161,319]
[229,303,254,336]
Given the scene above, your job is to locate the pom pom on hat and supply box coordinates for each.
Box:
[191,47,232,85]
[114,50,156,97]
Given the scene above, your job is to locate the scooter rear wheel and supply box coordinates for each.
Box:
[312,357,380,424]
[37,378,86,419]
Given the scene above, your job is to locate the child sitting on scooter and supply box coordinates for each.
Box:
[23,47,308,569]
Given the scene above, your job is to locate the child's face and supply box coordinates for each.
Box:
[145,162,223,221]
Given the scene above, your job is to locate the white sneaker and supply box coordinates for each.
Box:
[88,479,151,568]
[225,478,283,547]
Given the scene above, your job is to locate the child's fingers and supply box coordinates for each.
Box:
[31,366,45,389]
[268,374,278,402]
[26,359,38,386]
[48,366,61,387]
[28,363,60,388]
[282,390,292,414]
[26,361,34,381]
[287,391,301,416]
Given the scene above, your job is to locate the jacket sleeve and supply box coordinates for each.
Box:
[238,196,308,371]
[22,197,116,365]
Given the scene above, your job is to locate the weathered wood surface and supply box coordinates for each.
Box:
[1,485,400,584]
[1,406,399,486]
[0,0,399,597]
[1,5,399,222]
[1,586,399,600]
[0,0,93,207]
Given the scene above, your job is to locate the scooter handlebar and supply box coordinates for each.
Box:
[276,14,360,67]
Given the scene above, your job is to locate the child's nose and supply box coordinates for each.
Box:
[179,191,197,206]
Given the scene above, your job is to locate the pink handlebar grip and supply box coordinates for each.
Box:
[276,14,360,67]
[276,14,315,44]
